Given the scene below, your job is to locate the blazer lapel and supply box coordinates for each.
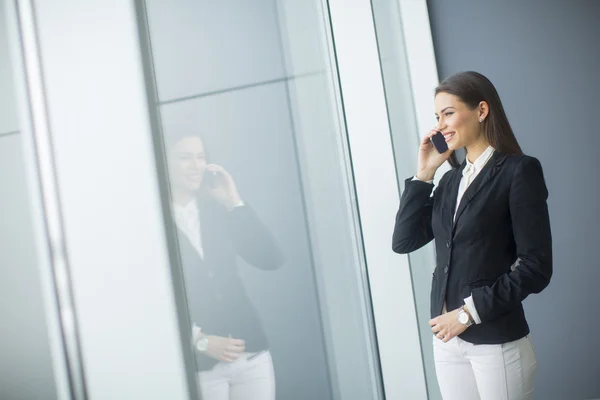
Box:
[444,162,465,230]
[453,152,507,229]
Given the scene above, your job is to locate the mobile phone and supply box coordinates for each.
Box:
[430,131,449,154]
[205,171,219,188]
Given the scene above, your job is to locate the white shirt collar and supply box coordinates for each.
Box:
[464,145,495,176]
[173,198,198,216]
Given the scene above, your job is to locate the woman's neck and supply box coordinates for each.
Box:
[172,188,196,207]
[465,137,491,163]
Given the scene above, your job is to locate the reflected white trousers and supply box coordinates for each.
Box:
[197,351,275,400]
[433,335,537,400]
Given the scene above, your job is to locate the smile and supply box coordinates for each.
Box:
[443,132,456,142]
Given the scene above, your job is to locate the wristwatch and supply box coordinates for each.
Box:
[457,306,474,327]
[196,333,209,352]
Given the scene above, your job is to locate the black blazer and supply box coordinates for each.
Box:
[392,152,552,344]
[177,196,284,370]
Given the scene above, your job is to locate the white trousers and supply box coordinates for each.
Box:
[433,335,537,400]
[197,351,275,400]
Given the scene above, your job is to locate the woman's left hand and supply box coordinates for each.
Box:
[429,308,469,343]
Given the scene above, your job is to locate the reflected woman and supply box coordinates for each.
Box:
[166,133,283,400]
[392,71,552,399]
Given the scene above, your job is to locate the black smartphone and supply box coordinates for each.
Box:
[430,131,449,154]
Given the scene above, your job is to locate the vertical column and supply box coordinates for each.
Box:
[10,0,196,398]
[327,0,428,398]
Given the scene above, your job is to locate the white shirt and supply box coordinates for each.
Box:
[173,199,204,259]
[453,146,495,324]
[172,199,246,260]
[414,146,496,324]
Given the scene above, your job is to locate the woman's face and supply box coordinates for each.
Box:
[434,92,486,151]
[168,136,207,193]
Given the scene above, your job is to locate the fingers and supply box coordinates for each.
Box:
[221,351,243,363]
[433,327,450,342]
[420,130,437,146]
[227,338,245,355]
[206,164,230,178]
[228,338,245,350]
[229,338,245,346]
[440,330,455,343]
[206,163,222,172]
[227,344,245,354]
[427,128,440,138]
[218,338,246,362]
[431,320,449,342]
[428,317,438,327]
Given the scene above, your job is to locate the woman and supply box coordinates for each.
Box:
[392,71,552,400]
[166,132,284,400]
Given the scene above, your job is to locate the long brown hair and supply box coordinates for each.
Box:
[435,71,523,168]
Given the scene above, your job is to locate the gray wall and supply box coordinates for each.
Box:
[426,1,600,399]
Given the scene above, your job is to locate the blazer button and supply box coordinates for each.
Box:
[444,265,449,274]
[446,240,451,248]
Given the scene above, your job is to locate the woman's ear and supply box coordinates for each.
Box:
[478,101,489,122]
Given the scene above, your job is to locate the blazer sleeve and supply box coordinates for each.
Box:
[392,177,436,254]
[227,204,285,270]
[471,156,553,322]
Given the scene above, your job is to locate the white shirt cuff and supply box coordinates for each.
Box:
[192,323,203,345]
[412,175,434,184]
[464,295,482,324]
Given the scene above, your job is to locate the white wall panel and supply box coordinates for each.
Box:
[20,0,195,397]
[0,2,18,134]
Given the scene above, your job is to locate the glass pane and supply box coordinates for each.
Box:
[0,5,59,399]
[371,1,441,399]
[140,0,384,399]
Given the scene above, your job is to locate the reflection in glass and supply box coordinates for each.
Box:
[165,133,283,398]
[142,0,384,398]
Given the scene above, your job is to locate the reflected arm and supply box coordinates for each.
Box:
[227,204,284,270]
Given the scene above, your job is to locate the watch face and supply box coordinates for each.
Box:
[196,337,208,352]
[458,311,469,325]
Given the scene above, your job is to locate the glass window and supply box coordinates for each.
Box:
[140,0,384,398]
[0,5,58,399]
[371,0,442,399]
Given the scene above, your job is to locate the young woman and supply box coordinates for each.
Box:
[392,71,552,400]
[166,133,284,400]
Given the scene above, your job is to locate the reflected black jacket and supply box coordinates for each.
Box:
[392,152,552,344]
[177,196,284,371]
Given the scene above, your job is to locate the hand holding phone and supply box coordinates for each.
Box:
[430,131,449,154]
[205,170,219,189]
[417,129,453,181]
[204,164,242,209]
